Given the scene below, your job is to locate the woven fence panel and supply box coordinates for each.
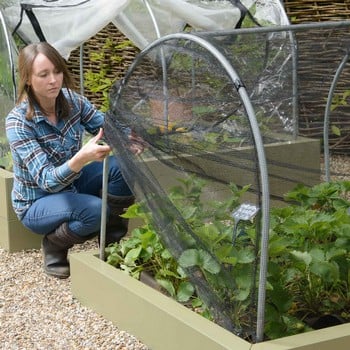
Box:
[284,0,350,154]
[66,23,140,108]
[284,1,350,23]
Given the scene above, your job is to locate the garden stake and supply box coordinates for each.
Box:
[99,156,109,261]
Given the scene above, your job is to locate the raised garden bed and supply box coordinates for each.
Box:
[70,251,350,350]
[0,168,41,252]
[141,134,321,206]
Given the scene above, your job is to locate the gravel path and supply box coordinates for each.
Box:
[323,155,350,182]
[0,239,149,350]
[1,155,350,350]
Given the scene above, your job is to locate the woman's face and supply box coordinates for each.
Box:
[28,52,63,105]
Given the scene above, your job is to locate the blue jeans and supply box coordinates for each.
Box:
[21,156,132,237]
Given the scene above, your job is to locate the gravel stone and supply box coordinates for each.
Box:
[0,239,149,350]
[322,155,350,181]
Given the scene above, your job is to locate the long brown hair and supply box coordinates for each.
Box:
[17,42,76,120]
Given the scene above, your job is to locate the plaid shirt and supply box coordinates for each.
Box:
[6,89,104,219]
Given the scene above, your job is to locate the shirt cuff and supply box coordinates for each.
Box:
[56,161,81,185]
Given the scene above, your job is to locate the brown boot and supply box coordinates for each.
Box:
[105,194,135,246]
[42,222,91,279]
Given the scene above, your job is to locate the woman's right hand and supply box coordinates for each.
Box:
[68,128,111,173]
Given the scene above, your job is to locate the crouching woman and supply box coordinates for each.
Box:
[6,42,142,279]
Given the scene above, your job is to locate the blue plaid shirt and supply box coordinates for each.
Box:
[6,88,104,219]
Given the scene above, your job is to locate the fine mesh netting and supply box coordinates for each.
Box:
[105,33,266,339]
[103,30,286,340]
[104,23,350,340]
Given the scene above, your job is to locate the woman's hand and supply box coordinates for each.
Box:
[68,128,111,173]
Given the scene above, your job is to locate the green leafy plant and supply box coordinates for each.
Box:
[329,90,350,137]
[106,177,350,340]
[267,181,350,334]
[84,37,137,112]
[106,176,259,333]
[105,201,208,314]
[0,135,13,170]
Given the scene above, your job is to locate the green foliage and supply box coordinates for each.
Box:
[331,90,350,112]
[329,90,350,136]
[106,178,350,340]
[105,202,200,305]
[0,149,13,170]
[267,181,350,336]
[0,135,12,170]
[83,37,136,112]
[0,54,12,94]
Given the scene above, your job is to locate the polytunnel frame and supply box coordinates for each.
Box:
[102,31,271,343]
[99,20,350,342]
[324,47,350,182]
[0,8,17,103]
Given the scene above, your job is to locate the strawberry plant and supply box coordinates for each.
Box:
[106,177,350,340]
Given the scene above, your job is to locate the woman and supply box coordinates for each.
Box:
[6,42,142,279]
